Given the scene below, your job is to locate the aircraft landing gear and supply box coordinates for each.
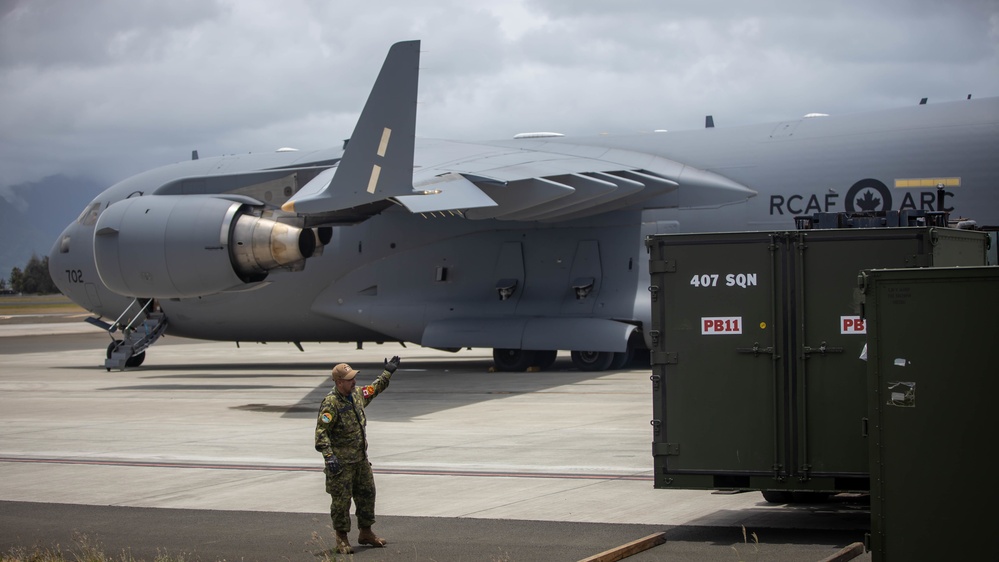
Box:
[493,348,536,371]
[494,348,630,372]
[533,350,558,371]
[492,349,559,371]
[106,340,146,371]
[570,350,615,371]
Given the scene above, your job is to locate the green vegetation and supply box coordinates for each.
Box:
[6,254,58,295]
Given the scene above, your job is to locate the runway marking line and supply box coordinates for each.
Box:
[0,456,653,481]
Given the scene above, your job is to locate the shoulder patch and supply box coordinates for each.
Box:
[320,412,333,424]
[361,385,375,398]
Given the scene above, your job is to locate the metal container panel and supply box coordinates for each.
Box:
[647,228,988,493]
[788,228,985,480]
[649,232,783,488]
[861,266,999,561]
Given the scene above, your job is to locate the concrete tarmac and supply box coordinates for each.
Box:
[0,320,871,561]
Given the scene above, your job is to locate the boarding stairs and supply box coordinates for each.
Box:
[99,298,169,371]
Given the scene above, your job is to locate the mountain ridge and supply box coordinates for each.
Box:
[1,175,103,284]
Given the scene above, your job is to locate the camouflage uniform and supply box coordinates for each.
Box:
[315,367,392,533]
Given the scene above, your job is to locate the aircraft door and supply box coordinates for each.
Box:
[84,283,103,309]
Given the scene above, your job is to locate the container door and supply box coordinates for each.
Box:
[650,232,785,487]
[865,267,999,561]
[789,229,928,482]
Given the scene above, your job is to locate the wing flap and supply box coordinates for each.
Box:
[393,172,497,213]
[497,173,618,221]
[464,177,576,220]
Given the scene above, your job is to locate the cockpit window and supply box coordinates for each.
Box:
[77,202,102,226]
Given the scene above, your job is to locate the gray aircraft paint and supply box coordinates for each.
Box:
[49,41,999,369]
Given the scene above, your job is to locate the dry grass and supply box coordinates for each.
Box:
[730,525,760,561]
[1,533,191,562]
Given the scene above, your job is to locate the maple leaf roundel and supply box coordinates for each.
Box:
[845,179,892,212]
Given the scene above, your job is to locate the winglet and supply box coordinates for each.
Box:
[283,40,420,214]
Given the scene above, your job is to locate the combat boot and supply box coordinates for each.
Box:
[334,530,354,554]
[358,526,387,547]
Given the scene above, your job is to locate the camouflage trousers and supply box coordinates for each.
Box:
[325,460,377,532]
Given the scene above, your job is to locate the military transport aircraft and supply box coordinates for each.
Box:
[49,40,999,371]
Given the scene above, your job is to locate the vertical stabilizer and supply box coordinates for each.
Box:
[283,40,420,214]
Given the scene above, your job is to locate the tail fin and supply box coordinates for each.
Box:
[283,40,420,215]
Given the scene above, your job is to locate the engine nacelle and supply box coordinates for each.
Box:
[94,195,316,298]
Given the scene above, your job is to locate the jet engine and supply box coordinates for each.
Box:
[94,195,316,298]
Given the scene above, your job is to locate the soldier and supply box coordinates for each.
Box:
[315,356,400,554]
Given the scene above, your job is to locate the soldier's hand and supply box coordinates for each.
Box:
[384,356,400,374]
[324,455,341,475]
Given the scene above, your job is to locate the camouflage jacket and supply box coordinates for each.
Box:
[315,369,392,464]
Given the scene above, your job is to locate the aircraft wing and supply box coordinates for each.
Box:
[404,138,755,221]
[282,40,756,223]
[282,41,756,224]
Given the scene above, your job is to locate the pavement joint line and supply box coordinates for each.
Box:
[0,456,654,480]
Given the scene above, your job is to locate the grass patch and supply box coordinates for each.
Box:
[0,293,87,315]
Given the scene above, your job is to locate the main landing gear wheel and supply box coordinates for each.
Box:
[532,350,558,371]
[607,350,632,370]
[570,350,615,371]
[493,348,537,372]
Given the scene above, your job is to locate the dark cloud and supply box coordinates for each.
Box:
[0,0,226,68]
[0,0,996,194]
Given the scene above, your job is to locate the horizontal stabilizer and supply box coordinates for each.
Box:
[283,40,420,215]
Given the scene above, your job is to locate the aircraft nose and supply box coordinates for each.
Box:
[48,224,75,296]
[48,221,98,312]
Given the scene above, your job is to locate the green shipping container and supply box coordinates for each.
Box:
[860,266,999,561]
[646,227,988,497]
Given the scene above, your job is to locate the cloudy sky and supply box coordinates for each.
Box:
[1,0,997,195]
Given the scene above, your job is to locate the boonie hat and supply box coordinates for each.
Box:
[332,363,358,381]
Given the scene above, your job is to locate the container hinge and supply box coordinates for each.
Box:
[735,342,775,356]
[650,420,662,439]
[772,464,785,482]
[650,373,661,392]
[653,441,679,456]
[649,329,660,347]
[802,341,844,356]
[798,464,812,482]
[649,259,676,274]
[648,284,659,303]
[651,351,677,365]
